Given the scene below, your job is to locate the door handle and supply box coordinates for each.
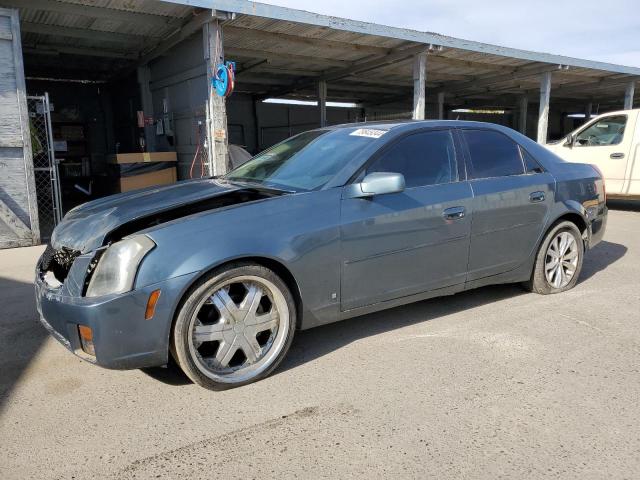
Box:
[610,152,625,159]
[529,191,545,203]
[443,206,465,220]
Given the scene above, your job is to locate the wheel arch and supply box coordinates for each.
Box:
[551,211,588,236]
[534,208,589,262]
[169,255,304,343]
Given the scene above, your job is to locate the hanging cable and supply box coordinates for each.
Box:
[189,121,206,179]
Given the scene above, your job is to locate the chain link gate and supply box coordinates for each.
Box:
[27,94,62,241]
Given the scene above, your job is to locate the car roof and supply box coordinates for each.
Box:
[327,119,509,133]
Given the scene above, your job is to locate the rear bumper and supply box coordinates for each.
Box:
[34,271,198,370]
[587,205,607,249]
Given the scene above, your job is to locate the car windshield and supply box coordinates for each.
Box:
[225,128,383,191]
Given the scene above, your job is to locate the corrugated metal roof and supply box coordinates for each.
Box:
[58,0,192,17]
[3,0,637,108]
[185,0,640,76]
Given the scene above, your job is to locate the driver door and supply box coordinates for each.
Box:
[564,114,635,194]
[339,129,473,311]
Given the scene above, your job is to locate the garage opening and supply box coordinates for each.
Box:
[25,76,142,238]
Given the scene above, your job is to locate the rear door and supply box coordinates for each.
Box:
[460,128,554,281]
[564,113,635,194]
[340,129,473,311]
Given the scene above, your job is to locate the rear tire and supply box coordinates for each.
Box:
[171,263,296,390]
[525,221,584,295]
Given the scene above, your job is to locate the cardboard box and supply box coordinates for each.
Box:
[108,151,177,164]
[116,167,177,193]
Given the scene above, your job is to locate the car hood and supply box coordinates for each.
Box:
[50,178,257,253]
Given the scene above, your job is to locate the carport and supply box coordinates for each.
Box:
[1,0,640,247]
[11,0,640,147]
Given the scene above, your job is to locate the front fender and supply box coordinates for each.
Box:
[135,188,343,328]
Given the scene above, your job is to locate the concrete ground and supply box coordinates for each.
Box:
[1,204,639,479]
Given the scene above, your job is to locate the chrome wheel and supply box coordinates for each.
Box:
[187,275,289,384]
[544,231,579,289]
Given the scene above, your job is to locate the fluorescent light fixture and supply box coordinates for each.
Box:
[566,113,598,119]
[452,108,505,114]
[263,98,360,108]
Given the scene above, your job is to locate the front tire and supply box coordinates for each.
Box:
[171,263,296,390]
[525,221,584,295]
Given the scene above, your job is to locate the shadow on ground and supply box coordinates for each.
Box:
[607,199,640,212]
[580,240,627,282]
[145,238,627,386]
[0,277,49,413]
[141,357,191,386]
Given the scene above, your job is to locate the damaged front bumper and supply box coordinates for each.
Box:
[34,255,198,370]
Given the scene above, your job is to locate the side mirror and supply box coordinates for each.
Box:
[565,134,576,148]
[347,172,405,198]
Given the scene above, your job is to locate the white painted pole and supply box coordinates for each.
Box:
[318,80,327,127]
[412,52,427,120]
[518,94,528,135]
[624,81,635,110]
[537,71,552,144]
[436,91,445,120]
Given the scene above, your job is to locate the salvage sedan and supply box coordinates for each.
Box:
[35,121,607,390]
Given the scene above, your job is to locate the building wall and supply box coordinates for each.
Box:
[146,32,360,179]
[147,33,208,179]
[255,102,360,151]
[0,8,40,247]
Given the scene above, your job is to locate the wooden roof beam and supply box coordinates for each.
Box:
[23,44,137,60]
[224,46,351,68]
[441,63,569,94]
[262,44,430,99]
[224,25,391,57]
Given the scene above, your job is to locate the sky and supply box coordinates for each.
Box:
[259,0,640,68]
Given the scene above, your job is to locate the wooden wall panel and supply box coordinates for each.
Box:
[0,8,39,248]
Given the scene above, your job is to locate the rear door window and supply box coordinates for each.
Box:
[462,130,525,179]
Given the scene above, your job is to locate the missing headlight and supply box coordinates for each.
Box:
[40,245,81,284]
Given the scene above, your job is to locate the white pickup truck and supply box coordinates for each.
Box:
[546,109,640,199]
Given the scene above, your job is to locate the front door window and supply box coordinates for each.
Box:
[575,115,627,146]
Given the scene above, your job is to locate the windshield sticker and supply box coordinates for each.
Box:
[350,128,386,139]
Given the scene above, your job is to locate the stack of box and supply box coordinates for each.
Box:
[107,152,177,193]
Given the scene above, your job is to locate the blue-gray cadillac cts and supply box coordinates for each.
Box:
[35,121,607,390]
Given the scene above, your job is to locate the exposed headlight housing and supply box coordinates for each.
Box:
[85,235,155,298]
